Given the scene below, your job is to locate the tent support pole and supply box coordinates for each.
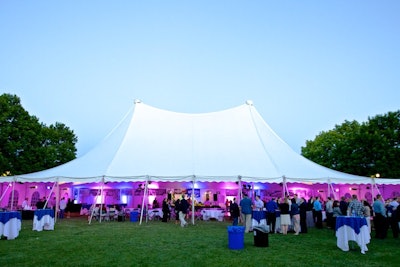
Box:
[191,178,195,225]
[88,187,102,224]
[10,180,15,210]
[371,178,382,199]
[327,179,337,200]
[0,182,11,204]
[44,181,57,210]
[282,176,289,198]
[139,178,149,225]
[99,177,105,223]
[54,180,59,224]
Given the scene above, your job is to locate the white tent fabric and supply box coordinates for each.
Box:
[4,100,398,185]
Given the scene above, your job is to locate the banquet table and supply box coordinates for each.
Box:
[201,209,224,221]
[33,209,55,231]
[252,210,267,227]
[0,211,22,240]
[148,208,163,220]
[335,216,370,254]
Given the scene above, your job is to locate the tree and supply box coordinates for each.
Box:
[0,94,77,175]
[301,111,400,178]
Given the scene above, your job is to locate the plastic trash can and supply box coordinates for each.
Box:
[130,211,138,222]
[253,225,269,247]
[227,226,245,250]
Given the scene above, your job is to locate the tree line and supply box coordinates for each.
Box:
[0,94,77,176]
[301,110,400,178]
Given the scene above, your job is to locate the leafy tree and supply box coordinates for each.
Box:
[0,94,77,175]
[301,111,400,178]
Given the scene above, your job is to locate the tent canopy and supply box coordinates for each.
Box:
[5,100,398,185]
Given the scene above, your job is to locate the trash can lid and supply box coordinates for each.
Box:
[253,225,269,233]
[227,226,246,233]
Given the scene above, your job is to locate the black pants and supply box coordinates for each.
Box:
[300,213,307,233]
[374,213,388,239]
[389,213,399,238]
[315,210,323,229]
[267,212,276,233]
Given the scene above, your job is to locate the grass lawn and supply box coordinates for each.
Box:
[0,216,399,267]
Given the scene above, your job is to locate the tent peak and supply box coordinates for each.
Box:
[245,100,253,106]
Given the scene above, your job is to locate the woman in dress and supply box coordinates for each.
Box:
[279,196,291,235]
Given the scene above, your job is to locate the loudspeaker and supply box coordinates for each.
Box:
[213,194,218,201]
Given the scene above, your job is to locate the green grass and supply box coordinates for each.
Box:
[0,217,399,267]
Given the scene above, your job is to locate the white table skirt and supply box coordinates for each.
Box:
[336,225,370,254]
[202,209,224,221]
[0,217,22,240]
[33,215,55,231]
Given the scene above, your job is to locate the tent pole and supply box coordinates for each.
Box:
[44,181,57,210]
[238,176,242,200]
[88,187,101,224]
[372,178,382,200]
[99,177,105,223]
[191,178,195,225]
[139,178,149,225]
[282,176,289,198]
[54,180,59,224]
[10,179,15,210]
[0,182,11,204]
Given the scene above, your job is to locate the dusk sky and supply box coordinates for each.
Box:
[1,1,399,156]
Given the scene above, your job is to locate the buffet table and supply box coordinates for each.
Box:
[0,211,22,240]
[335,216,370,254]
[148,208,163,220]
[252,210,267,227]
[33,209,55,231]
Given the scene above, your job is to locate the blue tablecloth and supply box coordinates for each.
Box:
[252,210,267,228]
[335,216,370,254]
[0,211,22,240]
[34,209,55,220]
[335,216,367,234]
[252,211,266,223]
[33,209,55,231]
[0,211,21,224]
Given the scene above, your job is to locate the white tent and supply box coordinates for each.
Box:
[4,100,399,185]
[2,100,399,224]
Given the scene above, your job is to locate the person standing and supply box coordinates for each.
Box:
[229,198,240,226]
[59,197,67,219]
[266,198,278,234]
[313,196,323,229]
[388,197,399,238]
[240,193,253,233]
[339,196,348,217]
[161,198,170,223]
[373,194,387,239]
[291,198,300,235]
[299,197,308,234]
[347,195,364,216]
[22,198,29,210]
[179,195,189,227]
[279,196,291,235]
[363,200,372,233]
[254,195,264,211]
[325,197,334,228]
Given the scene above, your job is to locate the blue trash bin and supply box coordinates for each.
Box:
[130,211,138,222]
[227,226,245,250]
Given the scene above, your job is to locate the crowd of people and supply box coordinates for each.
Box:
[228,193,400,239]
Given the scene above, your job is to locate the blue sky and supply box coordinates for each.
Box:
[1,1,399,156]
